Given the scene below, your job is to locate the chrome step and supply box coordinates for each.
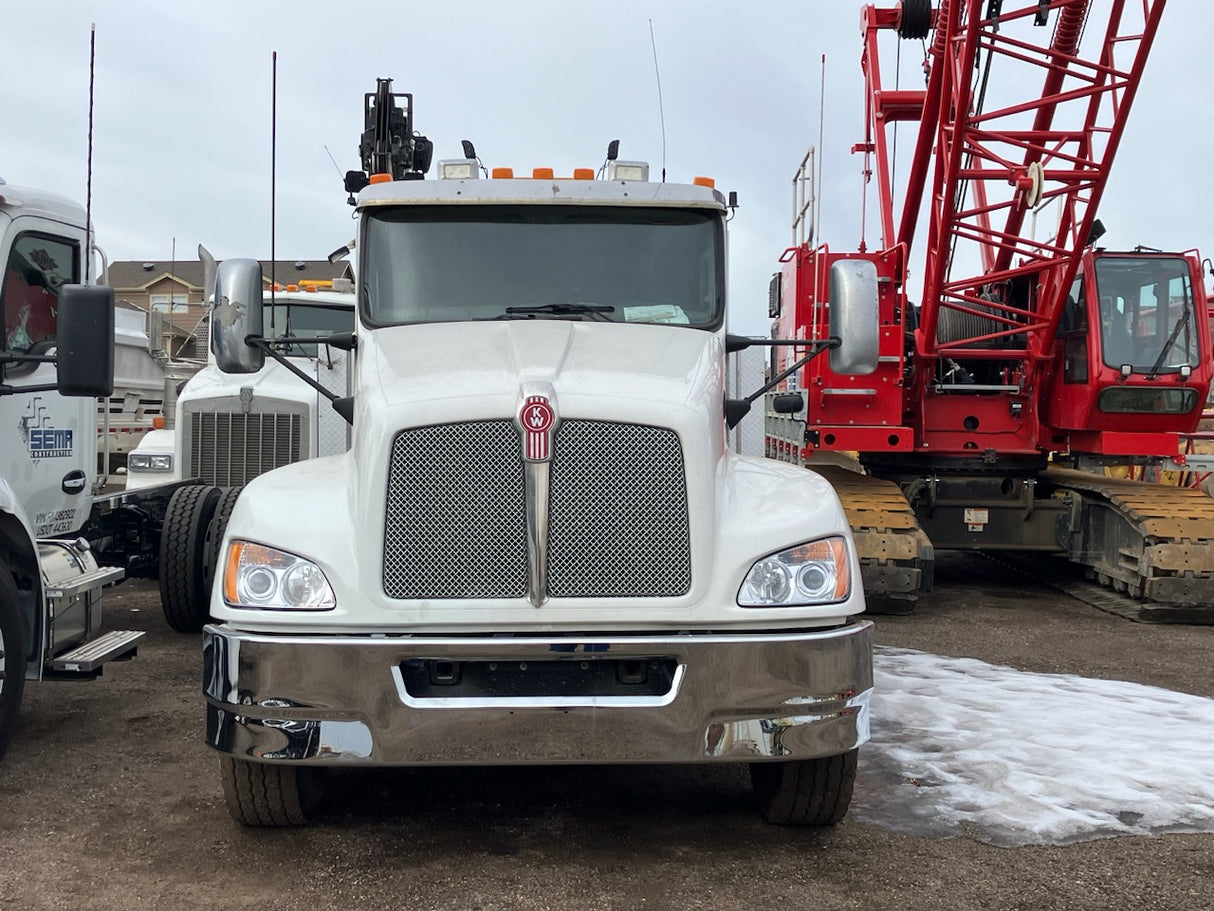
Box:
[43,565,125,600]
[48,629,145,674]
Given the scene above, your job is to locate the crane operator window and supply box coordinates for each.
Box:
[1093,256,1197,374]
[360,205,724,331]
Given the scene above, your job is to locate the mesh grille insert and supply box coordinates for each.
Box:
[383,419,690,600]
[384,421,527,599]
[548,421,690,597]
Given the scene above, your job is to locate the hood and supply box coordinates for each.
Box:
[356,320,723,427]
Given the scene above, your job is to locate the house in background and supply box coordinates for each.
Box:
[108,258,355,358]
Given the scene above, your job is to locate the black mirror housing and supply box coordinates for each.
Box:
[56,284,115,397]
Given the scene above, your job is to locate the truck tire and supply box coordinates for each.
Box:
[750,749,858,826]
[159,485,221,633]
[220,757,325,826]
[203,486,243,597]
[0,570,28,763]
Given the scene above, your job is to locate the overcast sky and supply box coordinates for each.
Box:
[3,1,1207,336]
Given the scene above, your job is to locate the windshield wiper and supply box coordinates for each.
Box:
[1147,303,1192,379]
[500,303,615,321]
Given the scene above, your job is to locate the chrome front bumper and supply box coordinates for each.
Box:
[202,621,873,766]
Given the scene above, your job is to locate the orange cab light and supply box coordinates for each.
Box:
[693,176,716,189]
[152,416,166,430]
[492,167,514,179]
[368,173,392,184]
[286,284,299,292]
[573,168,594,180]
[532,167,554,180]
[223,542,243,604]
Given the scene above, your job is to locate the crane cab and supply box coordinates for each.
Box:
[1047,250,1212,454]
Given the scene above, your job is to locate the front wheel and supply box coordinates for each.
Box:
[0,570,28,763]
[159,485,221,632]
[220,757,326,826]
[750,750,858,826]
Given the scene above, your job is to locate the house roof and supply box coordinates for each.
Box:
[108,258,354,292]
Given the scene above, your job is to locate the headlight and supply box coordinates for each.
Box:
[128,452,173,472]
[738,536,851,606]
[223,540,336,610]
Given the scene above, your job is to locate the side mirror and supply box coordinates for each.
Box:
[211,259,265,374]
[828,260,880,375]
[56,284,115,396]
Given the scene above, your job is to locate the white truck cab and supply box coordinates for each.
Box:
[200,93,875,826]
[1,179,156,761]
[125,284,354,491]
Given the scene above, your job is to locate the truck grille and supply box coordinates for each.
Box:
[383,420,691,599]
[187,411,303,486]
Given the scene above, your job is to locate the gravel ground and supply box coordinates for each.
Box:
[2,552,1212,911]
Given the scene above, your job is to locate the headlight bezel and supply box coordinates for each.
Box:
[738,536,852,607]
[222,540,336,610]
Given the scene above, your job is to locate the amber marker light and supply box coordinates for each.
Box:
[532,167,554,179]
[492,167,514,179]
[573,168,594,180]
[693,176,716,188]
[368,173,392,184]
[223,541,244,604]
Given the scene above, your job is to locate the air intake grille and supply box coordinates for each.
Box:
[188,412,302,486]
[384,422,527,599]
[383,419,691,600]
[548,421,690,597]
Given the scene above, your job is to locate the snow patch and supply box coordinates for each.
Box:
[852,647,1214,846]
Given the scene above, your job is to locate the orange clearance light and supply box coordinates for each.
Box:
[152,416,166,430]
[693,176,716,189]
[368,173,392,185]
[492,167,514,179]
[532,167,554,180]
[286,284,299,292]
[573,168,594,180]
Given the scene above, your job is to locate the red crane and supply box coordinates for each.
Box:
[767,0,1214,619]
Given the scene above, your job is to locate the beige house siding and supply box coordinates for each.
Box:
[109,258,354,358]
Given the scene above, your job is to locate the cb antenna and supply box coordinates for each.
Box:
[85,23,96,282]
[649,19,666,182]
[270,51,278,332]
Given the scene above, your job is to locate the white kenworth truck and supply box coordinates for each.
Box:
[125,263,355,633]
[202,79,877,827]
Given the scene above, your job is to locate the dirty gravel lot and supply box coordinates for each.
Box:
[3,552,1212,911]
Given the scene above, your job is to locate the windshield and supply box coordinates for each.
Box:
[360,205,723,329]
[1093,256,1198,373]
[263,301,354,356]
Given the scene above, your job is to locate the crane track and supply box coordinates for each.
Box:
[810,464,933,612]
[980,551,1214,625]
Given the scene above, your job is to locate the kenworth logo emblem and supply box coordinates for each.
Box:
[520,395,556,462]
